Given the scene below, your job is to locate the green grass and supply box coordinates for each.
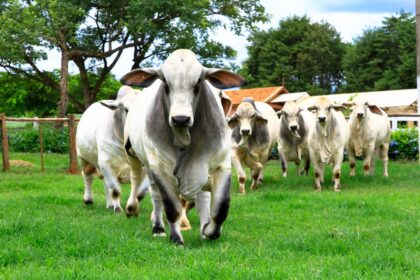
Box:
[1,153,419,279]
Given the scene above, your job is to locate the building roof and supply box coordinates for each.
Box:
[224,86,288,105]
[297,89,418,109]
[270,92,310,104]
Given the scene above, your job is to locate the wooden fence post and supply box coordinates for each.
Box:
[68,114,78,174]
[1,113,10,172]
[39,124,44,172]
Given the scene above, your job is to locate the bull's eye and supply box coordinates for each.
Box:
[327,106,332,111]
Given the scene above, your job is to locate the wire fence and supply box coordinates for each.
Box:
[1,113,79,173]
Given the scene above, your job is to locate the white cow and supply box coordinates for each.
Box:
[122,49,244,245]
[76,86,148,212]
[277,101,315,177]
[344,98,391,177]
[227,98,279,194]
[307,97,349,192]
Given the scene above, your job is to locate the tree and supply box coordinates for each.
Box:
[0,0,267,116]
[0,72,58,116]
[241,16,345,94]
[342,12,416,92]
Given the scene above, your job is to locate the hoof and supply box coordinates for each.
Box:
[83,199,93,205]
[126,204,139,218]
[180,225,192,231]
[202,223,221,240]
[152,224,165,237]
[114,206,123,213]
[170,233,184,246]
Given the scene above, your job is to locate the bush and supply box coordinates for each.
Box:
[7,124,69,153]
[388,128,419,161]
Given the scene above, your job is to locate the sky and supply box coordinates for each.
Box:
[37,0,415,79]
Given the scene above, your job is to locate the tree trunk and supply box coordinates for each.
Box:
[74,57,92,109]
[57,51,69,118]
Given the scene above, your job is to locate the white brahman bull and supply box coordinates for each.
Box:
[227,98,279,194]
[76,86,148,212]
[307,97,349,192]
[344,98,391,177]
[121,49,243,245]
[277,101,315,177]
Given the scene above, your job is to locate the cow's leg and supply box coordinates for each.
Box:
[380,142,389,177]
[149,171,184,245]
[257,166,264,185]
[250,167,262,190]
[363,143,375,176]
[180,198,192,231]
[79,158,95,205]
[99,163,123,213]
[312,158,323,191]
[332,149,344,192]
[125,156,145,217]
[279,151,288,177]
[348,146,357,176]
[103,183,113,209]
[303,154,310,176]
[202,168,231,240]
[150,186,166,237]
[370,153,376,175]
[232,153,246,194]
[196,190,211,236]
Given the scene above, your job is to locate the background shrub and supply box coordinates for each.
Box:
[388,128,419,161]
[7,124,69,153]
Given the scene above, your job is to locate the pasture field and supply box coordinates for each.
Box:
[0,153,419,279]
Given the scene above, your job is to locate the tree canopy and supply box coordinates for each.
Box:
[0,0,267,116]
[241,16,346,95]
[342,12,416,92]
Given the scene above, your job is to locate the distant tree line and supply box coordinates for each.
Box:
[0,1,415,116]
[241,12,415,95]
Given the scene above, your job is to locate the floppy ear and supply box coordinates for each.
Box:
[100,100,119,110]
[204,68,245,89]
[368,105,383,115]
[220,92,232,116]
[255,112,268,125]
[342,101,354,107]
[332,104,347,112]
[226,113,239,129]
[120,68,161,88]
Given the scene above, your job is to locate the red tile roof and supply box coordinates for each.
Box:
[224,86,288,105]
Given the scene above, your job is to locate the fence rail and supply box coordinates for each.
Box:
[1,113,80,173]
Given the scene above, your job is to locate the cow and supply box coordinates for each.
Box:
[227,98,280,194]
[277,101,315,177]
[121,49,244,245]
[76,86,148,212]
[344,98,391,177]
[307,97,349,192]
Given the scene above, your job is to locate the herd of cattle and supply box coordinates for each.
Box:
[76,49,391,245]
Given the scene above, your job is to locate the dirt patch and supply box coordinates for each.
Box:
[10,160,34,167]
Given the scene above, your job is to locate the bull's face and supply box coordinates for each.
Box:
[227,99,267,146]
[120,49,244,149]
[343,99,384,120]
[309,97,335,126]
[278,101,302,137]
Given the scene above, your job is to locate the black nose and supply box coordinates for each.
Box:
[290,125,298,131]
[318,116,326,122]
[241,129,250,136]
[357,113,364,118]
[172,115,190,126]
